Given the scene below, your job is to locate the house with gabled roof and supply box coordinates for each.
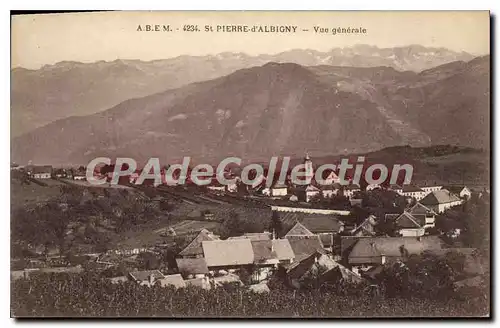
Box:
[202,239,254,269]
[285,222,315,236]
[296,216,344,251]
[390,212,426,237]
[29,165,53,179]
[445,186,472,200]
[128,270,165,286]
[284,250,363,289]
[285,235,325,262]
[408,202,436,228]
[250,238,295,282]
[157,274,187,289]
[251,239,295,266]
[322,170,340,185]
[341,236,444,266]
[178,229,220,259]
[420,189,463,213]
[350,215,377,237]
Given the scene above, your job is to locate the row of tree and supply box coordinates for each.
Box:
[11,267,488,317]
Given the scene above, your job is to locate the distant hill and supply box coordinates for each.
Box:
[11,45,474,136]
[11,56,489,166]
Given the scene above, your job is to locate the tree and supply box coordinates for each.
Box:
[268,211,283,237]
[137,252,161,270]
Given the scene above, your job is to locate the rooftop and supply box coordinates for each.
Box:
[158,274,186,289]
[128,270,165,282]
[179,229,219,257]
[347,236,444,260]
[202,239,254,267]
[420,189,462,205]
[300,216,344,233]
[286,235,325,261]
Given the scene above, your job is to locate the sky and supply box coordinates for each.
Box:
[11,11,490,69]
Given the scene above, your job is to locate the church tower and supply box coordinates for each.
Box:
[304,153,314,184]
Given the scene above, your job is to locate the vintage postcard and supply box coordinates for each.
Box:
[10,11,490,318]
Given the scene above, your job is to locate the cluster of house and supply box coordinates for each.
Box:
[207,154,360,202]
[205,155,474,207]
[11,163,88,181]
[11,181,482,292]
[103,195,482,291]
[387,184,470,208]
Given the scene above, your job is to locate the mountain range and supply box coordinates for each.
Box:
[11,52,489,166]
[11,45,474,137]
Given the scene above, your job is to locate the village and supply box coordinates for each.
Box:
[10,153,489,297]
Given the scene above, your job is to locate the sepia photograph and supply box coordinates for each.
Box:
[9,10,490,318]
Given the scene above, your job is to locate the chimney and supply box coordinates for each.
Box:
[272,229,276,240]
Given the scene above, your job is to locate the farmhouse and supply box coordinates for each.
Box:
[420,189,463,213]
[341,236,444,266]
[445,186,472,200]
[408,202,436,228]
[30,165,53,179]
[385,212,426,237]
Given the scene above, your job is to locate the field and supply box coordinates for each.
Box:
[111,218,221,250]
[11,183,62,206]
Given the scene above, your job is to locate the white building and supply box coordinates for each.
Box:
[408,202,436,229]
[421,185,443,194]
[446,186,472,200]
[305,185,321,202]
[30,165,53,179]
[420,189,463,213]
[270,182,288,197]
[399,185,427,201]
